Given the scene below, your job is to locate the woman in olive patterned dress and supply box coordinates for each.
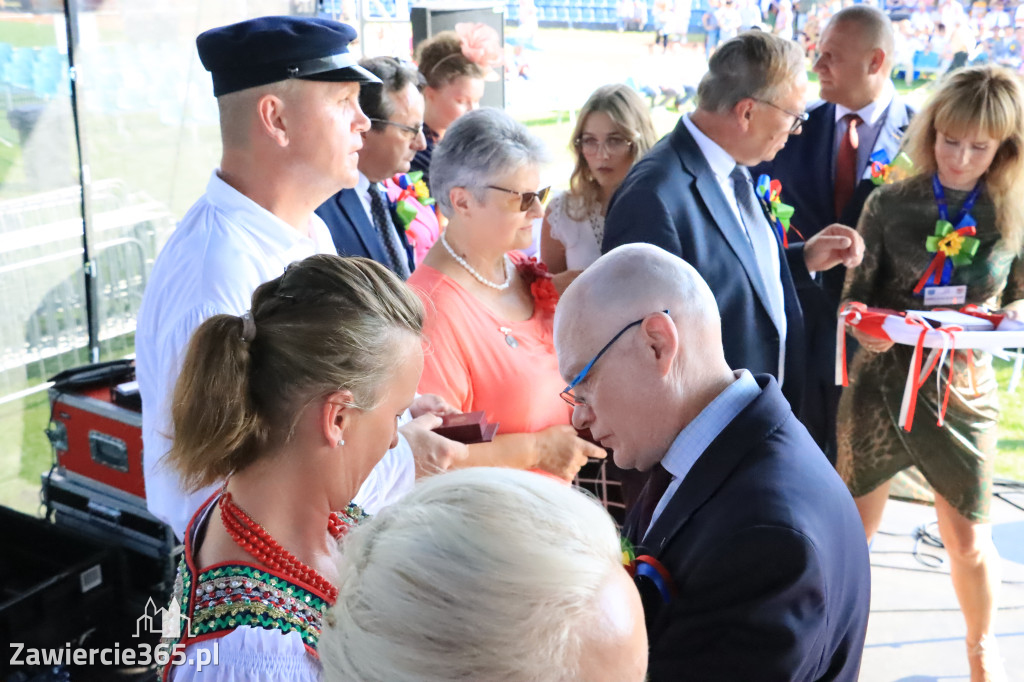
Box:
[838,65,1024,682]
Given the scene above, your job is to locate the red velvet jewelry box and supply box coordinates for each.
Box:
[433,411,499,444]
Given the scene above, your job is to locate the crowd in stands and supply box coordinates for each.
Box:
[125,4,1023,681]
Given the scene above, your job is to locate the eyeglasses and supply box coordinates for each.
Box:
[485,185,551,211]
[575,135,634,156]
[369,118,424,139]
[560,310,671,407]
[753,99,809,134]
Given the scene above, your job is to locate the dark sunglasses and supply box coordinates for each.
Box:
[485,185,551,211]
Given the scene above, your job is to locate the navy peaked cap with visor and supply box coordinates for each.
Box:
[197,16,381,97]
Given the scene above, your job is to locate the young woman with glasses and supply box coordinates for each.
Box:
[541,84,657,294]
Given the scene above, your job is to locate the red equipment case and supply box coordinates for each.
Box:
[47,367,145,502]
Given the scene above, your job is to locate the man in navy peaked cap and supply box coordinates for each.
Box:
[136,16,459,539]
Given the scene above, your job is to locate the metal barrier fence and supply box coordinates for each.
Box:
[0,179,173,403]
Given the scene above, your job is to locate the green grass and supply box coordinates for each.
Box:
[994,358,1024,481]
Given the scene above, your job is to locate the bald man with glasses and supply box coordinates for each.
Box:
[555,243,870,681]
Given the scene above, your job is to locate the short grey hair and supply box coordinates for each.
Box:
[319,467,623,682]
[429,107,549,214]
[826,5,896,68]
[697,30,805,114]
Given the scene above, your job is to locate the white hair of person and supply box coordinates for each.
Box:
[428,107,550,215]
[319,467,623,682]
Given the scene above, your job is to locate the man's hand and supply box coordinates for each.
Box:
[399,414,469,478]
[534,425,606,481]
[803,224,865,273]
[409,393,460,419]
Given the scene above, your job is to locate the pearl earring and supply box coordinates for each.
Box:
[337,438,345,447]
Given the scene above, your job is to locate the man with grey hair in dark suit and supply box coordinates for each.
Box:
[603,31,865,426]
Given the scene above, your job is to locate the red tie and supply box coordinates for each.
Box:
[834,113,862,218]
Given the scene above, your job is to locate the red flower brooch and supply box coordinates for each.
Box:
[516,257,558,314]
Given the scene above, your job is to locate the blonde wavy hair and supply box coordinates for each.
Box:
[902,64,1024,252]
[567,84,657,221]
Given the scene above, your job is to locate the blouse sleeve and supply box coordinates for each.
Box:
[168,628,320,682]
[416,290,474,412]
[546,193,577,249]
[841,186,888,308]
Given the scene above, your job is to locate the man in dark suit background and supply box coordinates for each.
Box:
[554,244,871,681]
[316,56,425,277]
[753,6,913,459]
[602,30,864,418]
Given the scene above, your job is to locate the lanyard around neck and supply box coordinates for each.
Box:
[932,173,982,228]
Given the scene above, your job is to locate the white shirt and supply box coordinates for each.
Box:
[645,370,760,537]
[136,170,413,538]
[682,114,787,383]
[170,628,319,682]
[545,191,603,271]
[834,79,896,183]
[354,171,379,224]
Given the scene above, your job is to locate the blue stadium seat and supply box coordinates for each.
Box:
[557,6,570,22]
[582,7,596,22]
[569,7,583,22]
[598,7,616,23]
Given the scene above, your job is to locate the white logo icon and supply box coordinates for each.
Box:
[134,597,190,639]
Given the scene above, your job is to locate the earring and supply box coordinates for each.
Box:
[337,438,345,447]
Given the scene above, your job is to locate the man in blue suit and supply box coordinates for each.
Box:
[316,56,425,277]
[753,6,913,458]
[555,244,871,681]
[602,31,863,417]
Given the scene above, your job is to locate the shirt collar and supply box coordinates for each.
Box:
[682,114,738,182]
[206,169,319,250]
[356,171,372,199]
[834,80,896,128]
[659,369,760,481]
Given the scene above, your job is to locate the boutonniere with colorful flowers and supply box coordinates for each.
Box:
[912,219,981,294]
[912,173,983,295]
[621,537,675,604]
[755,174,800,247]
[384,171,440,266]
[515,256,558,314]
[869,149,915,186]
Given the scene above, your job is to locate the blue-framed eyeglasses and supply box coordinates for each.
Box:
[560,310,670,407]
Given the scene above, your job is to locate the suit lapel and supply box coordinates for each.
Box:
[640,376,792,555]
[869,96,911,174]
[340,189,389,263]
[672,122,778,327]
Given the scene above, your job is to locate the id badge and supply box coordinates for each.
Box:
[924,285,967,306]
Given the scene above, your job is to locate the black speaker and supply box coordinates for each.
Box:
[411,1,505,109]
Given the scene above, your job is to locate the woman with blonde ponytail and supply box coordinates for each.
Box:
[163,254,424,682]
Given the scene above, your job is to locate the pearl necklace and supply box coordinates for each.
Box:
[440,231,513,291]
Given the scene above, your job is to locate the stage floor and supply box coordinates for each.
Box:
[860,482,1024,681]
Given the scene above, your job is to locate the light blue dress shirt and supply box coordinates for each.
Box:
[645,369,761,539]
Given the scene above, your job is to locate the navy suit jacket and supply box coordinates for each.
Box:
[625,375,871,681]
[603,118,809,413]
[315,187,415,275]
[751,97,913,450]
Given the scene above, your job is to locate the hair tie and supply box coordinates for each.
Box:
[240,311,257,343]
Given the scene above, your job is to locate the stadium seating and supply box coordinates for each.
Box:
[505,0,712,31]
